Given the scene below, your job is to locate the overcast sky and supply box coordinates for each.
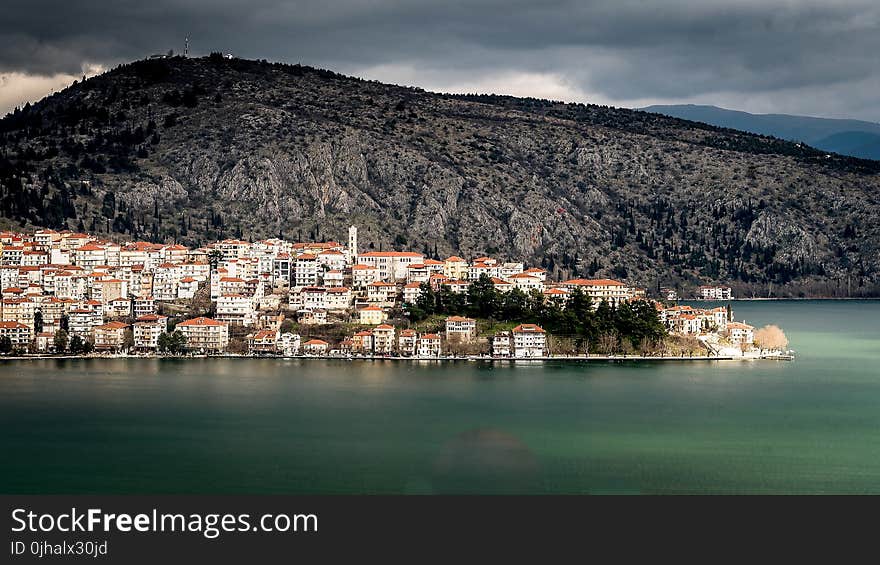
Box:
[2,0,879,122]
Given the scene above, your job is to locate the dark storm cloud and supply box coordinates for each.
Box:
[2,0,879,119]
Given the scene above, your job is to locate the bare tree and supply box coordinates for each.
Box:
[754,325,789,350]
[639,337,658,357]
[598,333,619,355]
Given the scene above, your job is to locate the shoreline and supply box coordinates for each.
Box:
[0,353,792,362]
[683,297,880,301]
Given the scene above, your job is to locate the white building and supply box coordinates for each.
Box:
[445,316,476,343]
[398,329,418,356]
[700,285,733,300]
[417,333,442,357]
[352,264,381,288]
[317,250,346,271]
[302,339,329,355]
[367,281,397,305]
[347,226,358,264]
[356,251,425,282]
[371,324,396,355]
[726,322,754,346]
[0,321,31,349]
[322,270,344,288]
[278,333,301,356]
[300,287,328,310]
[294,254,319,288]
[402,282,423,304]
[176,317,229,352]
[133,314,168,351]
[512,324,546,358]
[325,287,352,311]
[508,273,544,293]
[68,308,102,339]
[216,294,256,327]
[491,332,511,357]
[562,278,634,306]
[273,254,292,286]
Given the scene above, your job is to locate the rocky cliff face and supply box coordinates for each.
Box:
[1,56,879,296]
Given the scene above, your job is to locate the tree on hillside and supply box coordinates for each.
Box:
[54,329,68,353]
[207,249,222,271]
[68,335,85,354]
[467,274,500,319]
[500,288,530,321]
[33,309,44,334]
[158,330,186,354]
[122,329,134,351]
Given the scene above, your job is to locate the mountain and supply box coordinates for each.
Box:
[1,56,879,297]
[812,131,880,161]
[642,104,880,160]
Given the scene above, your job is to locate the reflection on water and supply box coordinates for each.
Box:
[1,300,879,494]
[432,428,540,494]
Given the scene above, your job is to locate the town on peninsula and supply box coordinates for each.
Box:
[0,225,790,360]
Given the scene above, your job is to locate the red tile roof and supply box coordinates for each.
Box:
[177,317,226,327]
[512,324,545,333]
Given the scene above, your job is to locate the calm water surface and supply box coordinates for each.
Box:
[1,300,878,494]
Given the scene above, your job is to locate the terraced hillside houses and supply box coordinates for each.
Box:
[0,225,754,357]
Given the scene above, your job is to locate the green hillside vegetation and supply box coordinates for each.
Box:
[407,275,667,353]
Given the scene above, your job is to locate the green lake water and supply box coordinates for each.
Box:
[1,300,878,494]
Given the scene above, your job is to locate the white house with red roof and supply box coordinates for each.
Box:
[406,263,432,283]
[73,243,107,269]
[357,251,425,281]
[322,269,344,288]
[294,253,319,287]
[417,333,442,357]
[512,324,546,358]
[444,279,471,294]
[93,321,130,351]
[300,286,328,310]
[302,339,329,355]
[325,287,352,311]
[442,256,468,280]
[561,278,634,306]
[367,281,397,305]
[352,264,381,288]
[133,314,168,350]
[372,324,396,354]
[178,277,199,300]
[725,322,754,345]
[0,320,31,348]
[216,294,256,327]
[398,329,418,356]
[248,329,280,354]
[358,305,388,325]
[508,273,544,293]
[445,316,476,343]
[177,317,229,352]
[403,282,423,304]
[490,277,513,293]
[317,249,346,271]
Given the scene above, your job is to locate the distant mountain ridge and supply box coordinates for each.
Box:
[642,104,880,161]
